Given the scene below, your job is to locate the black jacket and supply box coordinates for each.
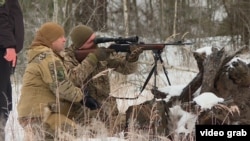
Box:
[0,0,24,53]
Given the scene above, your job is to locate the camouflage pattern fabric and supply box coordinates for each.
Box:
[17,45,84,139]
[63,45,139,134]
[18,114,77,141]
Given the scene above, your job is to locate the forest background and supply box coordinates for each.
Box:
[7,0,250,140]
[16,0,250,76]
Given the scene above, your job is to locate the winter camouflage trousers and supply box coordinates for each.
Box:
[18,114,78,141]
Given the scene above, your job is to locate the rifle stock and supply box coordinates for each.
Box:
[74,49,96,62]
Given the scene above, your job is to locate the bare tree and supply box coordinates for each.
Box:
[74,0,107,31]
[123,0,129,36]
[222,0,250,47]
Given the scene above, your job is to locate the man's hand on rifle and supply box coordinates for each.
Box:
[126,45,143,62]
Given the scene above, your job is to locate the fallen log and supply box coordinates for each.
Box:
[179,46,247,102]
[125,45,250,138]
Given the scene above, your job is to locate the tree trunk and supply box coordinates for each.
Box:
[179,46,247,102]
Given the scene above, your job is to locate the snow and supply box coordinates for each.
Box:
[193,92,224,110]
[169,105,197,135]
[156,85,186,102]
[158,85,186,97]
[195,46,213,56]
[5,83,24,141]
[226,56,249,68]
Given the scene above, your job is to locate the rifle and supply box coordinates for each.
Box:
[94,36,192,52]
[75,36,193,62]
[74,36,193,100]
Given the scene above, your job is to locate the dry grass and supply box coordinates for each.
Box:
[6,90,235,141]
[6,60,234,141]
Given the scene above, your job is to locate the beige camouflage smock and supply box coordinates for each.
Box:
[17,45,83,119]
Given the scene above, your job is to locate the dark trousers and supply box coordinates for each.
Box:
[0,50,12,125]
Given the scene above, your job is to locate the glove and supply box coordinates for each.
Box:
[126,45,143,62]
[93,47,114,61]
[82,95,101,110]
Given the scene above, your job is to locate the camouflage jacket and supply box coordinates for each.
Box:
[17,45,83,118]
[63,45,138,101]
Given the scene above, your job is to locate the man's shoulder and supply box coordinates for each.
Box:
[31,46,59,63]
[64,46,76,59]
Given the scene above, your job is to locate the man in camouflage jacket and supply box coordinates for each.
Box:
[63,25,143,135]
[17,22,97,140]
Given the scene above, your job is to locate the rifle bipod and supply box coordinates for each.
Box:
[140,50,171,96]
[113,49,170,100]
